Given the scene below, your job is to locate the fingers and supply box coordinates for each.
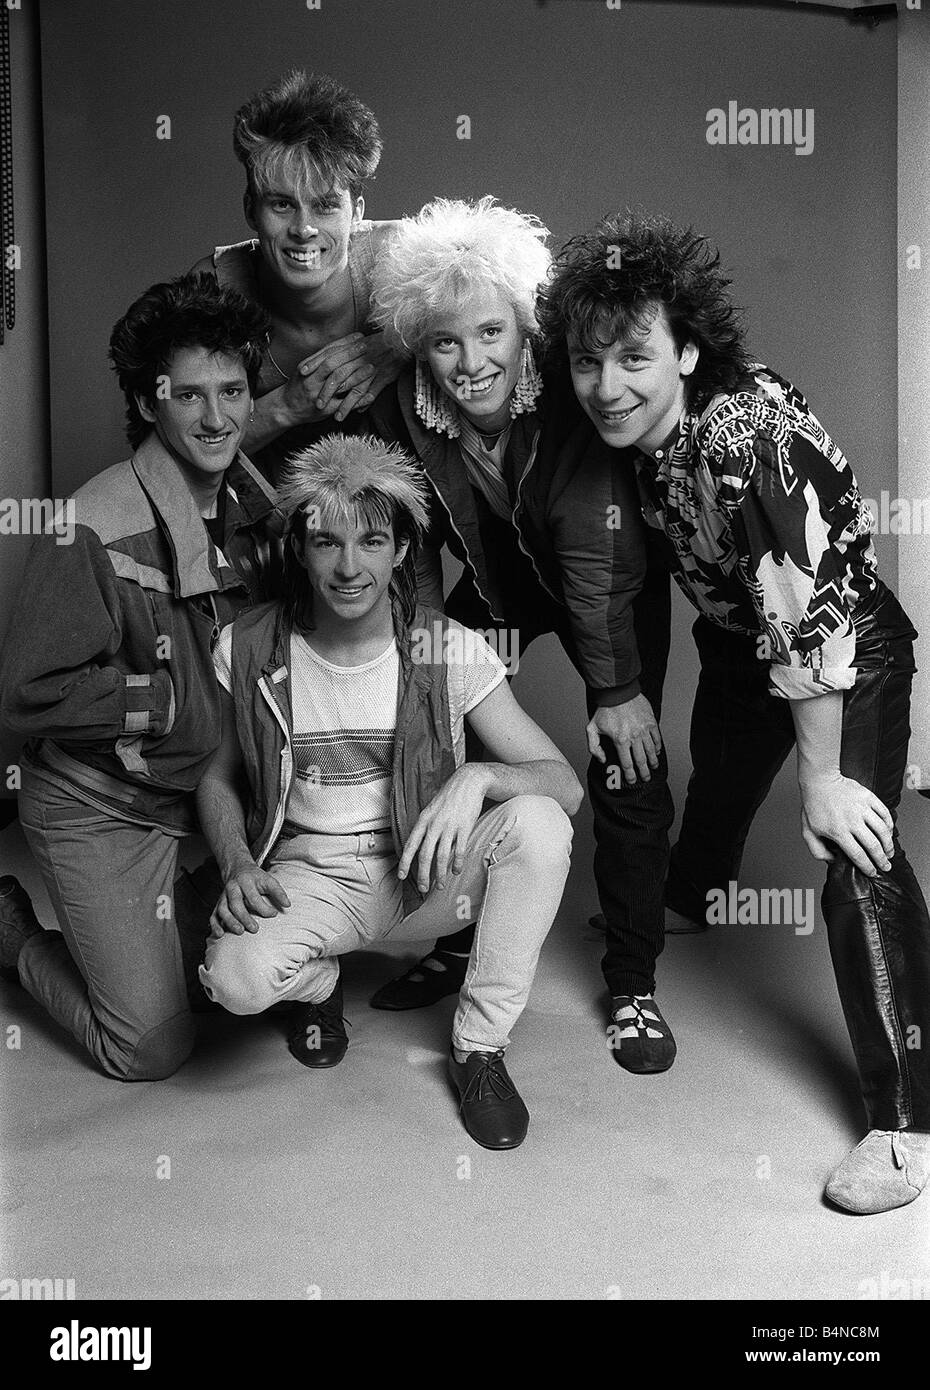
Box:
[630,737,652,783]
[865,793,895,844]
[850,824,892,875]
[297,334,364,374]
[648,724,663,758]
[316,361,376,414]
[263,876,292,911]
[332,379,378,423]
[398,817,427,882]
[586,717,606,765]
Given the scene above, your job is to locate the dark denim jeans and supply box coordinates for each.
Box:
[668,582,930,1130]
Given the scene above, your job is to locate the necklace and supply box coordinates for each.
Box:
[265,343,289,382]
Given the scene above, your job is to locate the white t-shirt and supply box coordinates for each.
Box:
[212,618,507,835]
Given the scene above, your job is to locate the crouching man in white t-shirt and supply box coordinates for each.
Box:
[196,434,582,1149]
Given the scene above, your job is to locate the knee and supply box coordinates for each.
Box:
[199,939,279,1016]
[116,1013,196,1082]
[505,795,574,855]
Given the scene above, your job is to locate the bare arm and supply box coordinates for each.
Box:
[789,691,893,876]
[398,678,582,894]
[197,691,290,933]
[465,679,583,815]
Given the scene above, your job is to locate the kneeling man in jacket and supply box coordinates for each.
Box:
[197,433,582,1149]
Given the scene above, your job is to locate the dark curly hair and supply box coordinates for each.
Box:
[537,212,749,408]
[233,69,382,204]
[108,274,270,448]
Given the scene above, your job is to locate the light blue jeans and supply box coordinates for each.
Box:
[200,795,573,1052]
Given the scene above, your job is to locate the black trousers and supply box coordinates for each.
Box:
[667,584,930,1130]
[451,557,675,998]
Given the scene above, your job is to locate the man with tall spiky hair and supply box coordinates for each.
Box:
[195,434,582,1149]
[191,69,404,481]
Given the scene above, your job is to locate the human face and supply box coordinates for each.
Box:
[137,346,251,481]
[568,304,698,453]
[294,510,408,626]
[246,175,363,293]
[423,286,525,432]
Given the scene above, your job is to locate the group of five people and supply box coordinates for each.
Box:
[1,69,928,1215]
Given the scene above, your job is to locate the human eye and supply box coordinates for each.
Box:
[432,336,456,352]
[175,390,198,403]
[222,386,246,399]
[482,325,503,340]
[622,352,647,367]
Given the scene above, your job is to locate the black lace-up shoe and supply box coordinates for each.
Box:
[447,1048,529,1149]
[287,979,349,1068]
[0,877,43,983]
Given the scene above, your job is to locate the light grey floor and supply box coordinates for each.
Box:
[2,798,929,1303]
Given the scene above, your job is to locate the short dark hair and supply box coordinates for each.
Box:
[233,69,382,204]
[108,273,269,448]
[537,212,749,407]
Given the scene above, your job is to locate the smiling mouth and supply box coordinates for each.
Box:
[284,247,322,268]
[456,371,501,398]
[195,432,233,446]
[330,584,371,597]
[597,403,641,424]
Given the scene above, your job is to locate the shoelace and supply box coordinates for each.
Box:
[611,997,666,1038]
[459,1050,515,1104]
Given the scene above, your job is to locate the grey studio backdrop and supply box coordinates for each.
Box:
[27,0,930,928]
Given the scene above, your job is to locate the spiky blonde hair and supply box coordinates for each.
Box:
[369,197,551,356]
[277,434,431,632]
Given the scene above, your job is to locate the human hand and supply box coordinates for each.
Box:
[398,764,490,895]
[799,772,894,876]
[209,863,291,937]
[586,694,662,785]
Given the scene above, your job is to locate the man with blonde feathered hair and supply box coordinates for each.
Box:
[194,434,582,1149]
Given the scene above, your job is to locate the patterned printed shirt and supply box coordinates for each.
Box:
[631,365,878,699]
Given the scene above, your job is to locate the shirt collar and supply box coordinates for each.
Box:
[638,418,683,466]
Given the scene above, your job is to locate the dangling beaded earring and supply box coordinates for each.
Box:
[509,340,543,418]
[414,358,461,438]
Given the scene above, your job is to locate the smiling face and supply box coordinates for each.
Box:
[246,173,363,294]
[568,303,698,453]
[423,285,525,432]
[293,508,408,627]
[137,346,251,482]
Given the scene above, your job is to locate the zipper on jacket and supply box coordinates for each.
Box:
[511,430,560,605]
[425,474,507,623]
[254,668,294,865]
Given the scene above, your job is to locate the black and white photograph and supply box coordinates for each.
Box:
[1,0,929,1342]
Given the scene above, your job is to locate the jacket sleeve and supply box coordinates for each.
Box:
[0,527,175,742]
[704,391,864,699]
[546,431,647,701]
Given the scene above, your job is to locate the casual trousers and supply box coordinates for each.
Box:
[668,586,930,1130]
[200,795,573,1052]
[450,556,675,998]
[15,759,197,1080]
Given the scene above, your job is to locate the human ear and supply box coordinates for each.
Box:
[680,341,699,378]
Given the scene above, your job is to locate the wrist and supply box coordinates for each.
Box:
[798,766,842,791]
[220,849,257,880]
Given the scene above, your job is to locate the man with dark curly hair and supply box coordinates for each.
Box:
[0,274,284,1081]
[191,69,404,482]
[538,211,930,1214]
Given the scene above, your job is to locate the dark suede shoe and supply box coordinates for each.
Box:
[447,1048,529,1149]
[287,979,349,1068]
[0,877,43,983]
[369,949,468,1011]
[608,994,677,1074]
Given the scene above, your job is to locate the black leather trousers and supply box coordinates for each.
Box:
[668,582,930,1130]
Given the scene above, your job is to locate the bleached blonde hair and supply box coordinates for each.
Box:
[278,434,431,631]
[369,197,551,356]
